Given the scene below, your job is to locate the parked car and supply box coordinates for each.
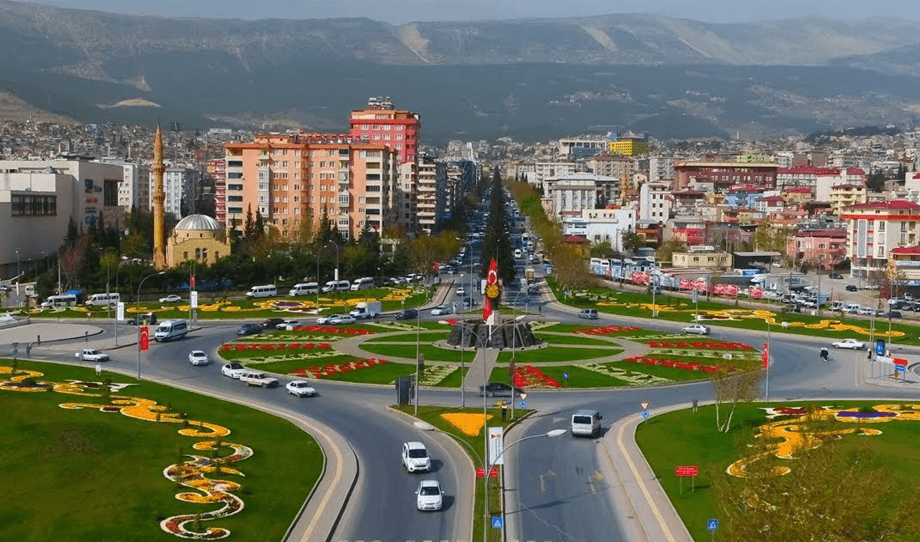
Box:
[479,382,525,397]
[455,287,466,296]
[832,338,866,349]
[829,273,844,280]
[680,324,711,335]
[188,350,209,366]
[845,284,858,292]
[415,480,444,511]
[236,323,262,336]
[286,380,317,397]
[75,349,109,362]
[402,441,432,473]
[329,314,356,325]
[221,362,246,379]
[885,310,903,319]
[856,307,874,315]
[159,294,182,303]
[396,309,419,320]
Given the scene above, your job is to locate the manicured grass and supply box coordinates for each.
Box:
[364,331,449,343]
[317,362,416,384]
[434,366,470,388]
[217,346,338,361]
[366,321,454,332]
[636,401,920,542]
[0,359,321,542]
[359,343,465,362]
[613,361,722,382]
[489,366,631,387]
[394,405,530,542]
[533,323,596,333]
[244,355,357,376]
[495,346,622,364]
[533,333,621,346]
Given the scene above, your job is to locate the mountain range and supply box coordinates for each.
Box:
[2,0,920,142]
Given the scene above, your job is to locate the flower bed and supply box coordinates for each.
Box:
[440,412,493,437]
[220,343,332,352]
[574,325,642,335]
[645,340,753,350]
[621,355,735,373]
[289,325,375,335]
[290,358,389,379]
[512,365,561,389]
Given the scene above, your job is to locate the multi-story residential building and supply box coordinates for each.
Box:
[841,200,920,278]
[541,172,619,219]
[648,156,676,182]
[562,208,636,251]
[0,158,125,277]
[787,229,848,269]
[208,158,227,226]
[224,133,397,241]
[673,161,778,191]
[665,216,707,245]
[154,166,198,220]
[417,156,445,234]
[608,133,649,156]
[639,181,671,223]
[103,160,150,213]
[521,161,577,188]
[888,246,920,283]
[589,154,633,182]
[827,184,867,216]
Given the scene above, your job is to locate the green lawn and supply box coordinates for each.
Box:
[359,343,466,362]
[363,331,449,343]
[217,345,342,361]
[488,365,630,387]
[241,355,357,375]
[0,359,322,542]
[317,362,416,384]
[495,346,622,363]
[636,401,920,542]
[533,333,621,346]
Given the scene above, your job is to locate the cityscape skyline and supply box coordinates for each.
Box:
[22,0,920,24]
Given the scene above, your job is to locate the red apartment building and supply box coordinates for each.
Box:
[207,158,226,226]
[673,161,778,191]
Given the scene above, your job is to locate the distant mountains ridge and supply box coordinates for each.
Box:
[1,0,920,141]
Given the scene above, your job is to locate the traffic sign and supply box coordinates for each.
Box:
[563,372,569,380]
[707,518,719,531]
[676,465,699,477]
[895,364,905,372]
[642,411,650,419]
[876,340,887,356]
[519,401,526,408]
[640,401,649,410]
[492,516,503,529]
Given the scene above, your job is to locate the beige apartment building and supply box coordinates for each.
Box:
[224,133,397,241]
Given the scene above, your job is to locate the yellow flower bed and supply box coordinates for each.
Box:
[440,413,493,437]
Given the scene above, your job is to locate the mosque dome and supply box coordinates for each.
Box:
[174,214,222,231]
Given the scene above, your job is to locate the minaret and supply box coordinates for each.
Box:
[152,125,167,270]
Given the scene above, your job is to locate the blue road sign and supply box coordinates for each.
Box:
[642,411,650,419]
[492,516,503,529]
[896,364,905,372]
[519,401,526,408]
[707,519,719,531]
[563,372,569,379]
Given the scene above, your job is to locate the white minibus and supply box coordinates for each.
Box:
[246,285,277,298]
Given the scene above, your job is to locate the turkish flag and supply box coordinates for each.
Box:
[482,258,498,323]
[190,274,195,290]
[140,326,150,351]
[762,344,769,368]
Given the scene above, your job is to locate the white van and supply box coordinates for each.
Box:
[85,293,121,306]
[154,319,188,342]
[843,303,861,314]
[571,409,602,438]
[41,294,78,309]
[246,285,277,298]
[289,282,318,296]
[335,280,351,291]
[350,277,375,291]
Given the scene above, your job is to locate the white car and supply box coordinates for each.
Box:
[159,294,182,303]
[832,338,866,349]
[75,349,109,362]
[680,324,710,335]
[221,362,246,379]
[430,305,451,316]
[329,314,356,325]
[856,307,874,315]
[415,480,444,511]
[286,380,317,397]
[239,371,279,388]
[281,320,306,330]
[402,441,432,473]
[188,350,209,366]
[455,287,466,296]
[316,314,333,325]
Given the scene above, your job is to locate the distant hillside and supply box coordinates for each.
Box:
[1,1,920,141]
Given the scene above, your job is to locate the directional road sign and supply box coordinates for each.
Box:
[642,411,650,419]
[707,519,719,531]
[563,372,569,380]
[519,401,526,408]
[492,516,503,529]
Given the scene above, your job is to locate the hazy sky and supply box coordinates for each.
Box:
[22,0,920,24]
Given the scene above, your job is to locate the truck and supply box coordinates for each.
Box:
[349,301,382,320]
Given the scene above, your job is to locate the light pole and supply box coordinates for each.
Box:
[315,246,321,314]
[136,271,165,379]
[415,281,423,415]
[651,274,660,317]
[326,240,340,283]
[15,249,20,296]
[483,429,566,542]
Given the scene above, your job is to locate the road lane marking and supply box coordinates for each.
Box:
[616,415,677,542]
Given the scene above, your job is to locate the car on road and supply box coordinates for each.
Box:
[455,287,466,296]
[159,294,182,303]
[236,323,261,336]
[829,272,844,279]
[188,350,209,366]
[75,349,109,362]
[832,338,866,349]
[286,380,317,397]
[396,309,419,320]
[845,284,858,292]
[681,324,711,335]
[262,317,285,329]
[415,480,444,511]
[479,382,525,397]
[329,314,356,325]
[127,313,157,326]
[402,441,432,473]
[239,371,279,388]
[430,305,451,316]
[316,314,333,325]
[279,320,306,330]
[885,310,903,319]
[221,362,246,379]
[578,309,598,319]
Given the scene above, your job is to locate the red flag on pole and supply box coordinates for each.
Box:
[762,343,769,368]
[140,326,150,351]
[483,258,498,323]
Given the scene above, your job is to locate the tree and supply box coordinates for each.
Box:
[753,224,793,254]
[59,236,89,291]
[621,230,646,254]
[867,171,886,192]
[655,239,687,264]
[479,167,516,285]
[712,368,761,433]
[590,240,615,259]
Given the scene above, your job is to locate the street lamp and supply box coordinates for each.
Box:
[15,249,20,296]
[483,429,566,542]
[325,240,340,283]
[136,271,165,379]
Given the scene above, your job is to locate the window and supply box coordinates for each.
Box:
[195,248,201,259]
[11,195,57,216]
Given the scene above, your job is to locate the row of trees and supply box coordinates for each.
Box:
[479,167,516,285]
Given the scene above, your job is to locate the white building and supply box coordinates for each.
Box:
[152,166,198,220]
[841,200,920,278]
[639,181,672,223]
[558,136,610,158]
[522,161,578,188]
[562,208,636,251]
[106,160,150,213]
[542,172,619,219]
[648,156,677,182]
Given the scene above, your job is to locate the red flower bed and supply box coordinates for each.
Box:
[575,325,641,335]
[221,342,332,352]
[290,358,389,378]
[646,340,753,350]
[511,364,561,388]
[621,355,735,373]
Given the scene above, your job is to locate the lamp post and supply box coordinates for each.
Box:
[136,271,165,379]
[483,429,566,542]
[326,240,340,283]
[651,274,660,317]
[15,249,20,296]
[415,281,423,415]
[315,246,321,314]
